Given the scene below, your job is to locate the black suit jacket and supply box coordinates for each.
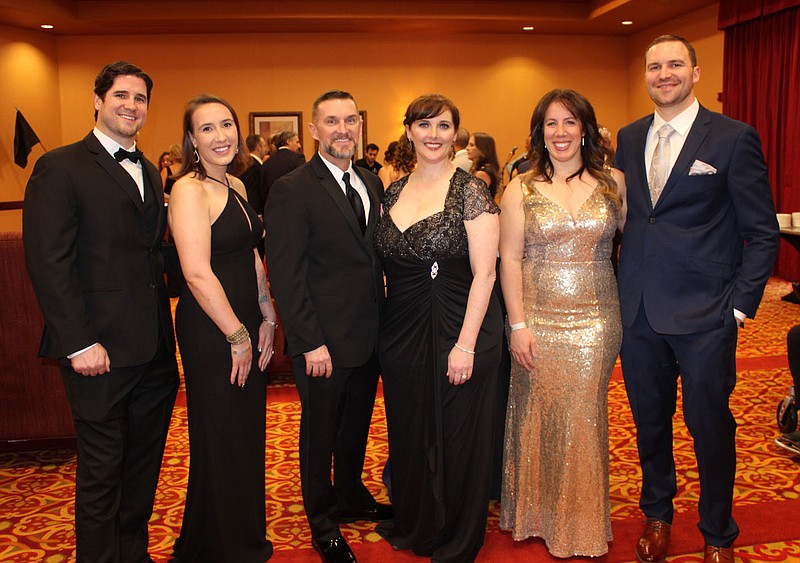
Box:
[264,153,384,367]
[239,156,264,214]
[23,132,175,366]
[616,105,778,334]
[260,147,305,204]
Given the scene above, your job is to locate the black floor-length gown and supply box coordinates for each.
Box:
[374,168,503,563]
[172,189,272,562]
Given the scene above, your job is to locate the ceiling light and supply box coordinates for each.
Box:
[621,20,633,26]
[40,24,54,29]
[522,26,534,31]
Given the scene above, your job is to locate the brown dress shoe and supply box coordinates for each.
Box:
[704,544,735,563]
[636,518,671,563]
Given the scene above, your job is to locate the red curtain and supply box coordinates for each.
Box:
[721,3,800,280]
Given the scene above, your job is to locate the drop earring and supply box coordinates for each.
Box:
[581,136,585,147]
[194,148,200,163]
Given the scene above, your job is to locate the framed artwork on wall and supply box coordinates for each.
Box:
[249,111,303,147]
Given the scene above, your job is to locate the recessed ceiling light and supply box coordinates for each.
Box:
[40,24,54,29]
[522,26,534,31]
[621,20,633,26]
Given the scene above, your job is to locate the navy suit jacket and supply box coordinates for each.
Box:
[616,105,778,334]
[23,132,174,366]
[264,153,384,367]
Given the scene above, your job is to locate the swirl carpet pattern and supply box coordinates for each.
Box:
[2,278,800,562]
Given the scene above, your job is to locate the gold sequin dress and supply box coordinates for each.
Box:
[500,181,622,558]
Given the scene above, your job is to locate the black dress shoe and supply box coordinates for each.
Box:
[312,535,357,563]
[337,502,393,523]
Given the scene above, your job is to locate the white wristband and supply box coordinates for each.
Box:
[510,322,527,331]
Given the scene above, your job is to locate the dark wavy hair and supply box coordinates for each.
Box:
[93,61,153,120]
[468,132,501,196]
[524,89,618,205]
[393,134,416,175]
[403,94,460,130]
[176,94,250,180]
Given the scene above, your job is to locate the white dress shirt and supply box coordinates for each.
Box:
[317,153,371,220]
[93,127,145,201]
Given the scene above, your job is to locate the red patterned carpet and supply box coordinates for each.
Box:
[2,278,800,562]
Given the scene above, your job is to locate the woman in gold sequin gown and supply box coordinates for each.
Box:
[498,89,626,558]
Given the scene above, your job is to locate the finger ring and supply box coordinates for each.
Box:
[461,374,467,380]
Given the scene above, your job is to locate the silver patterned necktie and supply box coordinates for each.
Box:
[648,123,676,206]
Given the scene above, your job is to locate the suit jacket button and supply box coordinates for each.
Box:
[649,217,657,224]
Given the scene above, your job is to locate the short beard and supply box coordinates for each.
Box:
[322,140,356,161]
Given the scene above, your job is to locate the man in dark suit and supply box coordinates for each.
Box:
[260,129,305,204]
[23,61,179,563]
[615,35,778,563]
[239,133,268,218]
[265,90,390,563]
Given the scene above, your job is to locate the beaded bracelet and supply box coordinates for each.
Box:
[226,323,250,345]
[262,318,278,328]
[454,342,475,355]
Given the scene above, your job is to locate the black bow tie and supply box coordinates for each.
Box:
[114,147,143,163]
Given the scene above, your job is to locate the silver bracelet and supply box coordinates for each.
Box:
[262,318,277,328]
[454,342,475,355]
[510,322,527,331]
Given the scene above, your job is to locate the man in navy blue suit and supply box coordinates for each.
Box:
[616,35,778,563]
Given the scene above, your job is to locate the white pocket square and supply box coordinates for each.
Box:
[688,159,717,175]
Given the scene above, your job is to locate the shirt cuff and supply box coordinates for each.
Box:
[733,309,746,326]
[67,342,99,359]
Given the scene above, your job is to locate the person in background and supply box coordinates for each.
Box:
[467,132,501,197]
[375,93,502,563]
[509,135,532,179]
[23,60,179,563]
[265,90,390,563]
[168,94,276,562]
[616,34,778,563]
[499,88,625,558]
[378,134,415,191]
[451,127,472,172]
[158,150,172,172]
[355,142,382,175]
[161,143,183,195]
[260,129,305,205]
[239,133,269,219]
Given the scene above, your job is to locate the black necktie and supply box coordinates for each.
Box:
[114,147,142,163]
[343,172,366,234]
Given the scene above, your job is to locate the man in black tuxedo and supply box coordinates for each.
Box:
[23,62,179,563]
[260,129,305,204]
[265,90,390,563]
[239,133,269,218]
[615,35,778,563]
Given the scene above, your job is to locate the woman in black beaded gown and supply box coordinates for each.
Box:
[168,94,276,562]
[374,94,503,563]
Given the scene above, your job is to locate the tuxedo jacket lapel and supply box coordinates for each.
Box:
[352,165,381,238]
[659,106,712,203]
[310,155,367,244]
[631,116,653,209]
[83,133,146,212]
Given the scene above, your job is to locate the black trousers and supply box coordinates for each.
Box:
[61,338,179,563]
[292,353,380,542]
[620,302,739,548]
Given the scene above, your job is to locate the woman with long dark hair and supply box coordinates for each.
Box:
[466,131,501,197]
[499,88,625,557]
[168,94,276,562]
